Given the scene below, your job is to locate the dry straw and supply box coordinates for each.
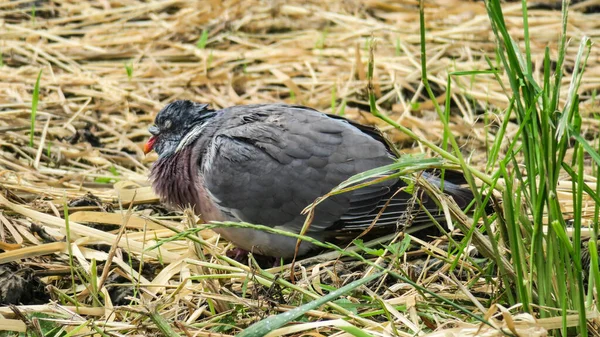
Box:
[0,0,599,335]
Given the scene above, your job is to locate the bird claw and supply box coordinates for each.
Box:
[225,248,283,268]
[226,247,250,262]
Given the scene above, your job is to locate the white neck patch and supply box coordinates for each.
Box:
[175,123,206,153]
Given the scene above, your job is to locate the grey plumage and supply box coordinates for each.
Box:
[147,100,471,258]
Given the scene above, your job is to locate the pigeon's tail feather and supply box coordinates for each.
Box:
[422,171,494,214]
[330,170,486,238]
[422,172,474,209]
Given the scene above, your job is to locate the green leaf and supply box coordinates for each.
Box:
[556,36,591,140]
[332,298,360,314]
[339,325,377,337]
[338,98,346,116]
[29,70,43,148]
[237,272,383,337]
[197,29,209,49]
[108,165,119,176]
[386,235,411,256]
[570,129,600,169]
[333,155,442,193]
[94,177,117,184]
[31,4,36,25]
[352,239,385,257]
[147,306,182,337]
[124,62,133,80]
[449,69,500,76]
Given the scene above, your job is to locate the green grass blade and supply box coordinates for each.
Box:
[237,272,383,337]
[125,62,133,80]
[197,29,209,49]
[31,4,36,25]
[557,36,591,140]
[339,326,377,337]
[147,306,182,337]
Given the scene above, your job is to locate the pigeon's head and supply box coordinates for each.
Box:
[144,100,216,158]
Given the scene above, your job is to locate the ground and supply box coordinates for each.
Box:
[0,0,599,336]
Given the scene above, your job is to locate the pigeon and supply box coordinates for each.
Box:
[144,100,474,258]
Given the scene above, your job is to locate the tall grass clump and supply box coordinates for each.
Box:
[486,0,597,334]
[370,0,597,334]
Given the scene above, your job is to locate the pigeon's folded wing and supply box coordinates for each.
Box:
[200,105,399,234]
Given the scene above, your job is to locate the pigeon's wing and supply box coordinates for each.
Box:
[336,172,474,232]
[200,104,399,234]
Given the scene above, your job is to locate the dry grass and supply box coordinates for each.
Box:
[0,0,600,336]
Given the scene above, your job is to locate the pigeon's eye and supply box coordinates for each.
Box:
[163,119,173,130]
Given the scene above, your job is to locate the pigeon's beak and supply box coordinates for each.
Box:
[144,136,157,154]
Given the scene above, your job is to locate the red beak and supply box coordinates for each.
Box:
[144,136,157,154]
